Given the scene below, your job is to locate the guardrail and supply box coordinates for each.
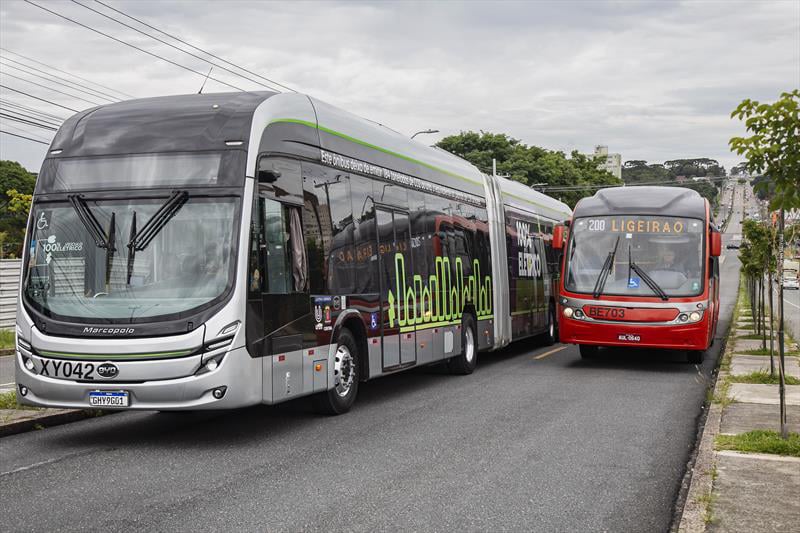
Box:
[0,259,21,329]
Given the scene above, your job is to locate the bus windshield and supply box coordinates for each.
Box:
[24,195,239,322]
[565,215,705,298]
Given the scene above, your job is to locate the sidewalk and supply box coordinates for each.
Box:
[679,297,800,532]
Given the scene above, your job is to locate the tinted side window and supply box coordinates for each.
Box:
[351,174,379,294]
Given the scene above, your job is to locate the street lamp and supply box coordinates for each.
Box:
[411,129,439,139]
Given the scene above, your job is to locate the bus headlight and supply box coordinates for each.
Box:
[678,313,689,322]
[573,309,585,319]
[563,307,574,318]
[689,311,702,322]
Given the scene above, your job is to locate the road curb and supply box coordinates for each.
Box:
[676,335,736,531]
[0,409,98,438]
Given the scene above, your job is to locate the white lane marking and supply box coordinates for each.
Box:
[771,286,800,310]
[1,457,63,477]
[719,255,727,267]
[1,449,103,477]
[0,382,15,387]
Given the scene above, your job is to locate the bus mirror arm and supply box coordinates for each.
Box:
[710,232,721,257]
[553,225,565,250]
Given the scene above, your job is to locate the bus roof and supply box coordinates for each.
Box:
[50,91,274,156]
[573,186,707,219]
[495,175,571,222]
[47,91,569,221]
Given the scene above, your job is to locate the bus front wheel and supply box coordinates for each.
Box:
[448,315,477,375]
[579,345,599,359]
[313,328,360,415]
[687,350,705,365]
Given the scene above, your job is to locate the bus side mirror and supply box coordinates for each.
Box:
[553,225,565,250]
[710,232,721,257]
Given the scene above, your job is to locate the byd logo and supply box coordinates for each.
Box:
[97,363,119,379]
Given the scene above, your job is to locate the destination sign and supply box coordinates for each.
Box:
[577,217,702,234]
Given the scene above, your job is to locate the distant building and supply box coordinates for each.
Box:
[594,145,622,180]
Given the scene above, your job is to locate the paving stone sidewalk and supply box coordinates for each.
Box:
[679,308,800,533]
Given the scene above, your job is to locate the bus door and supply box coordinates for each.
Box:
[376,207,417,369]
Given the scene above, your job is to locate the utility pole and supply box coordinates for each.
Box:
[777,208,787,438]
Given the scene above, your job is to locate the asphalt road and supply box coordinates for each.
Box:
[0,195,744,532]
[773,280,800,340]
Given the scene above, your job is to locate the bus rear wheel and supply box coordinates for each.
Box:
[687,350,705,365]
[579,345,599,359]
[448,315,477,375]
[313,328,359,415]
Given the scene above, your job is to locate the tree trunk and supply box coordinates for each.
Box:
[777,209,787,440]
[760,275,766,351]
[768,268,775,377]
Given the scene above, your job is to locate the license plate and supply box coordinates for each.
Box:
[585,306,627,320]
[40,360,101,380]
[89,391,129,407]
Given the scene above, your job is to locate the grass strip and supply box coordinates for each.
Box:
[729,371,800,385]
[0,329,14,351]
[716,430,800,457]
[0,390,40,411]
[737,348,800,357]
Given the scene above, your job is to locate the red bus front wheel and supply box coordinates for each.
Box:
[687,350,704,365]
[579,345,599,359]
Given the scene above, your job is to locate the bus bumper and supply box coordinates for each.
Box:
[559,315,711,351]
[14,345,263,411]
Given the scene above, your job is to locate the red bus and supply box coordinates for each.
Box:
[553,186,721,363]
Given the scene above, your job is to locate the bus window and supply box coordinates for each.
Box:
[351,174,378,294]
[262,197,297,294]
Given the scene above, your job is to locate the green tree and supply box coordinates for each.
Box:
[436,131,621,207]
[730,90,800,211]
[0,160,37,258]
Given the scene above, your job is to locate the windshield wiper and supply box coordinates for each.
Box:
[592,235,620,299]
[628,245,668,301]
[126,190,189,284]
[68,194,111,249]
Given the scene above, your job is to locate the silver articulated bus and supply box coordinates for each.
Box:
[15,92,570,414]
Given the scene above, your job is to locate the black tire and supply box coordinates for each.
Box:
[579,345,599,359]
[448,314,478,375]
[542,304,557,346]
[687,350,704,365]
[313,328,360,415]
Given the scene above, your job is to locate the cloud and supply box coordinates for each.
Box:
[1,0,798,173]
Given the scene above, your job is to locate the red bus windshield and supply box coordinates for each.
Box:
[564,215,705,298]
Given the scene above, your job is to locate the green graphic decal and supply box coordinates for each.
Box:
[388,253,492,332]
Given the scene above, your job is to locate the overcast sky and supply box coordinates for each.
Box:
[1,0,798,173]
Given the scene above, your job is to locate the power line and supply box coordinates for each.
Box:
[1,122,53,143]
[0,85,80,113]
[0,107,62,128]
[0,111,60,131]
[72,0,284,93]
[1,71,106,106]
[93,0,296,93]
[25,0,252,93]
[538,176,729,193]
[0,98,67,122]
[0,47,135,99]
[0,129,51,145]
[1,61,117,105]
[0,56,121,102]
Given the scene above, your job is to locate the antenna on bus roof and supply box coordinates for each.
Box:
[198,67,213,94]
